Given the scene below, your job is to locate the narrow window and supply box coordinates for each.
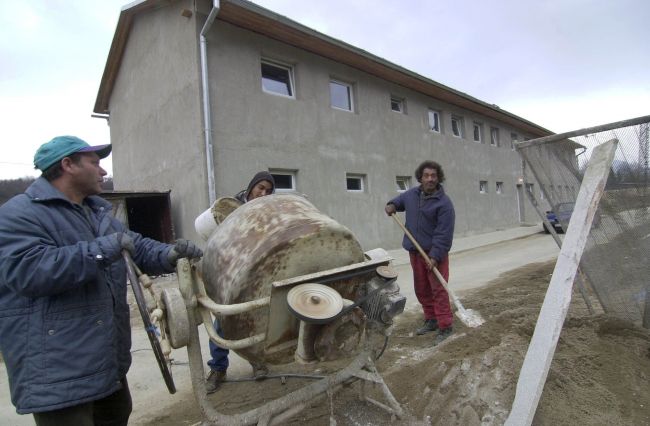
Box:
[473,122,482,143]
[510,132,518,150]
[526,183,534,196]
[269,170,296,191]
[346,174,365,192]
[496,181,504,194]
[451,115,464,138]
[479,180,488,194]
[391,96,405,113]
[330,80,353,111]
[396,176,411,192]
[490,127,500,147]
[261,60,294,97]
[428,109,441,133]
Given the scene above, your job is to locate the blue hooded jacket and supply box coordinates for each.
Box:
[0,178,175,414]
[388,184,455,262]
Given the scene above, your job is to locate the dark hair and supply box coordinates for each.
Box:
[415,160,445,183]
[41,153,83,182]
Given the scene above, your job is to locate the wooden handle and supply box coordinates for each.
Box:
[390,214,463,310]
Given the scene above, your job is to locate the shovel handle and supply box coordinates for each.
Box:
[390,214,466,312]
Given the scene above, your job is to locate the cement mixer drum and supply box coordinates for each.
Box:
[201,194,366,366]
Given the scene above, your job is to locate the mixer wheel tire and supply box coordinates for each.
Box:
[162,288,190,349]
[123,251,176,394]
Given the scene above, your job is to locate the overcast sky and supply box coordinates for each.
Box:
[1,0,648,180]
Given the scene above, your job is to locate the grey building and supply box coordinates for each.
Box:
[94,0,555,250]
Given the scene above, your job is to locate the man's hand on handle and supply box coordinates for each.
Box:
[385,203,396,216]
[167,239,203,265]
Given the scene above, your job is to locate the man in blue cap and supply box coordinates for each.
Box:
[0,136,203,425]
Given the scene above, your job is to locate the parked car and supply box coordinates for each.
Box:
[544,202,601,234]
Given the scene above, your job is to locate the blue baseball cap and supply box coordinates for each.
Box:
[34,135,112,171]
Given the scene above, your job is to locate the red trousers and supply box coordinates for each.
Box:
[409,252,453,329]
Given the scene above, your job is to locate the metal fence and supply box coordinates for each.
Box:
[516,115,650,326]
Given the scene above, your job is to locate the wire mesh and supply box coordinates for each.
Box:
[517,116,650,325]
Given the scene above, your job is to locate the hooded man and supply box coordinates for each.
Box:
[205,171,275,393]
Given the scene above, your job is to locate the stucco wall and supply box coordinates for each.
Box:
[205,21,546,250]
[106,4,550,250]
[108,0,207,242]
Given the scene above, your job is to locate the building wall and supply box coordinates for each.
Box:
[108,0,208,242]
[106,4,549,250]
[205,21,546,250]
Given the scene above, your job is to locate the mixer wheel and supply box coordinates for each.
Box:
[161,287,190,349]
[123,251,176,394]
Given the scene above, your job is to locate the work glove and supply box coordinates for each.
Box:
[95,232,135,263]
[167,239,203,265]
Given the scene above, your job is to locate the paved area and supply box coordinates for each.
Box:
[387,222,544,267]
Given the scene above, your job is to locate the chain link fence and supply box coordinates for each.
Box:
[517,116,650,326]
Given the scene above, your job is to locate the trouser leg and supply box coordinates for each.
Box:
[207,318,230,372]
[410,252,435,319]
[428,256,453,329]
[33,377,131,426]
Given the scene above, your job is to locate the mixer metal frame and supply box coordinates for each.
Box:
[165,256,404,425]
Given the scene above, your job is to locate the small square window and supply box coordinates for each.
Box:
[451,116,464,138]
[428,110,440,132]
[479,180,488,194]
[330,80,353,111]
[396,176,411,192]
[391,96,405,113]
[496,181,504,194]
[473,122,483,143]
[490,127,500,147]
[269,170,296,191]
[346,174,365,192]
[261,61,294,97]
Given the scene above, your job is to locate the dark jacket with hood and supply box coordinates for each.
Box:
[234,171,276,202]
[0,177,176,414]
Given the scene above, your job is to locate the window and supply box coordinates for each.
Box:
[526,183,534,196]
[510,132,518,150]
[261,60,294,97]
[490,127,500,147]
[269,170,296,191]
[496,181,504,194]
[391,96,405,113]
[473,122,483,143]
[479,180,488,194]
[346,173,365,192]
[428,109,441,133]
[330,80,353,111]
[451,115,464,138]
[396,176,411,192]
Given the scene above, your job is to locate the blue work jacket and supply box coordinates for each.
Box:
[0,178,174,414]
[388,184,455,262]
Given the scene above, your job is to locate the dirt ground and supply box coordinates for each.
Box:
[135,260,650,425]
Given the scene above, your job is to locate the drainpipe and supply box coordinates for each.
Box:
[200,0,220,205]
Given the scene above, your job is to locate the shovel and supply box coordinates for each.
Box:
[391,214,485,328]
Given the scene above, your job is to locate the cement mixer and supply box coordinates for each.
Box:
[125,194,406,425]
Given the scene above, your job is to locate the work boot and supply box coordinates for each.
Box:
[434,327,453,345]
[205,370,227,394]
[416,319,438,335]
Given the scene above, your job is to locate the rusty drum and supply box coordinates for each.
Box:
[201,194,365,366]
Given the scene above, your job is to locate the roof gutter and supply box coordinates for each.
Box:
[200,0,220,205]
